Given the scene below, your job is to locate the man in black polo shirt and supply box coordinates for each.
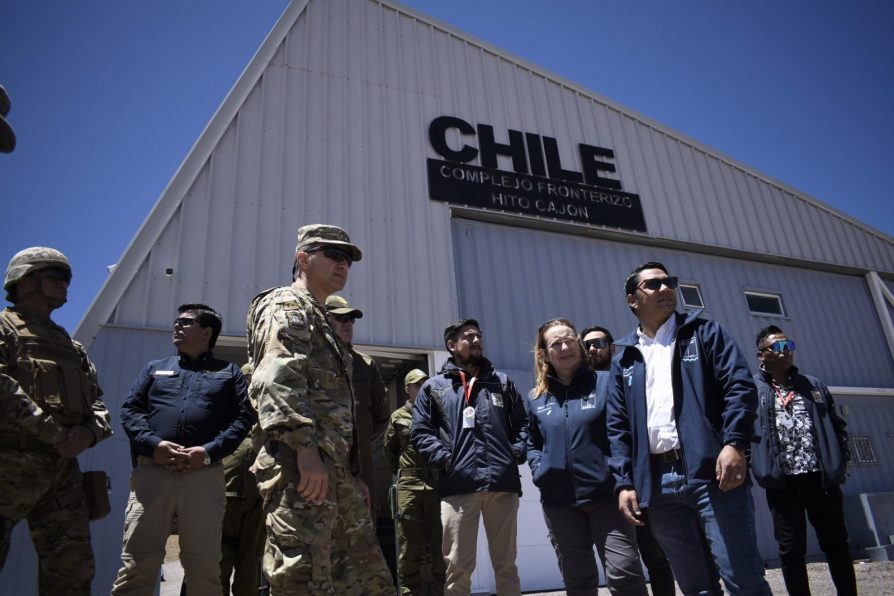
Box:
[112,304,256,596]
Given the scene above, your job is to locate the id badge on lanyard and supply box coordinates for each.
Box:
[460,371,476,429]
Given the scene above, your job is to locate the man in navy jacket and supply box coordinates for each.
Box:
[752,325,856,596]
[411,319,528,596]
[606,262,771,595]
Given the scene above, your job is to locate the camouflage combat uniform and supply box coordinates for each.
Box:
[384,401,445,595]
[246,285,394,595]
[350,348,388,510]
[220,435,264,595]
[0,306,112,595]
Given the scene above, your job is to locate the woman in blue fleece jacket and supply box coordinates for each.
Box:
[526,318,647,596]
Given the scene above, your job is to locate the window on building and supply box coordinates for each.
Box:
[744,291,786,317]
[851,436,877,464]
[679,283,704,309]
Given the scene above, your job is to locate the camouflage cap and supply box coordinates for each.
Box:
[0,85,15,154]
[325,295,363,318]
[295,224,362,261]
[4,247,72,302]
[404,369,428,386]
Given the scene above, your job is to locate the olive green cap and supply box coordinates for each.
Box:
[325,295,363,318]
[295,224,362,261]
[404,369,428,386]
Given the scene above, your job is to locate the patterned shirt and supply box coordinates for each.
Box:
[771,382,819,475]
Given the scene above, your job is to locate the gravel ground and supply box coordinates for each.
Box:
[164,536,894,595]
[531,560,894,595]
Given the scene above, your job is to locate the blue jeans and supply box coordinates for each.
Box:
[647,460,771,596]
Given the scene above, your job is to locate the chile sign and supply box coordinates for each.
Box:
[426,116,647,232]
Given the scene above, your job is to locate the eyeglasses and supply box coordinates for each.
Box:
[173,317,198,328]
[40,268,72,283]
[761,339,796,353]
[307,246,353,267]
[330,314,356,324]
[583,338,610,350]
[637,276,678,292]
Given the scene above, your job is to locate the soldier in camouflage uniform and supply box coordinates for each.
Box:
[219,363,265,596]
[0,247,112,594]
[246,224,394,595]
[325,295,388,511]
[383,369,445,596]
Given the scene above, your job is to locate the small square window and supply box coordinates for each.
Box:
[744,291,786,317]
[851,436,877,464]
[679,284,704,309]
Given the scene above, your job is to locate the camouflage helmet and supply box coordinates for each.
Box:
[4,247,72,302]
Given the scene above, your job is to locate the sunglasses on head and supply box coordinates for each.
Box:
[761,339,796,353]
[638,276,679,292]
[583,338,610,350]
[330,314,356,324]
[307,246,353,266]
[173,317,199,328]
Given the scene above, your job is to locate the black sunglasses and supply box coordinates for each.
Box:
[583,338,610,350]
[638,276,679,292]
[307,246,353,266]
[173,317,198,328]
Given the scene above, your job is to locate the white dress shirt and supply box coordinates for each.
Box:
[636,316,680,454]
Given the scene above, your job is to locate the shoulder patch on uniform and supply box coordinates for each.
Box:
[287,310,307,329]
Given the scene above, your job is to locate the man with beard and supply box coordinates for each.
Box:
[581,325,615,372]
[411,319,528,596]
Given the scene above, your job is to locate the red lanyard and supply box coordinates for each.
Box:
[459,370,477,407]
[773,383,794,408]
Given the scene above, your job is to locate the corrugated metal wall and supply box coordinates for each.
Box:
[451,218,894,388]
[96,0,893,356]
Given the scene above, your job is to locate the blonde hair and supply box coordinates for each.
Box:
[532,318,582,399]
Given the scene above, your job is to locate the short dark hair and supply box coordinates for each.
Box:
[178,303,223,349]
[443,318,480,350]
[581,325,613,344]
[624,261,669,296]
[756,325,784,349]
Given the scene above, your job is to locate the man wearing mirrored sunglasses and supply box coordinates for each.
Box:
[246,224,394,594]
[607,261,771,595]
[752,326,856,596]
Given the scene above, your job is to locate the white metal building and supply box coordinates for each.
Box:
[4,0,894,593]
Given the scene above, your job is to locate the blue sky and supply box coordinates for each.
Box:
[2,0,892,332]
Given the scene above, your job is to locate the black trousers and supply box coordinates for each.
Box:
[765,472,857,596]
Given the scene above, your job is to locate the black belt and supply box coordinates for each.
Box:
[651,448,683,463]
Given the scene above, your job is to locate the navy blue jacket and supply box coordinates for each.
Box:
[526,367,615,506]
[121,352,256,464]
[411,357,528,497]
[606,311,758,507]
[751,366,849,490]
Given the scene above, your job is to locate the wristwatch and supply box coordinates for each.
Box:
[202,452,211,466]
[725,439,748,452]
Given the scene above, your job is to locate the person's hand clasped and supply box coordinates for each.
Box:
[618,489,645,526]
[715,444,746,491]
[53,425,93,458]
[153,440,190,473]
[296,446,329,504]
